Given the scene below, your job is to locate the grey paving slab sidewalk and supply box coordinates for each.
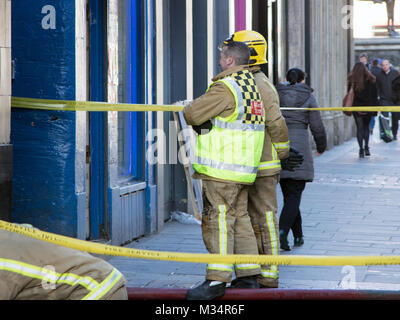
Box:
[107,130,400,291]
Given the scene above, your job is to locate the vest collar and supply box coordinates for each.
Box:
[212,65,249,82]
[249,65,261,73]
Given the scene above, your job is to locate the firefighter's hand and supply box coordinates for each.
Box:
[173,100,192,107]
[280,147,304,171]
[192,121,212,135]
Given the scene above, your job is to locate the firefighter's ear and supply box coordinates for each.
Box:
[227,55,234,66]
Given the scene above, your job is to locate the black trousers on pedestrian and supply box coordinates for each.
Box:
[279,179,306,238]
[353,113,372,150]
[392,112,400,138]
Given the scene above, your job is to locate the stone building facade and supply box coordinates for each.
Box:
[282,0,355,149]
[3,0,355,244]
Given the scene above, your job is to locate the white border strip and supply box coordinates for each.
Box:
[186,0,193,100]
[229,0,235,35]
[75,0,89,239]
[155,0,166,229]
[145,0,153,105]
[207,0,214,84]
[155,0,164,105]
[246,0,252,31]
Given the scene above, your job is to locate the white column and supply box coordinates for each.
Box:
[267,0,274,80]
[246,0,252,31]
[155,0,166,230]
[207,0,214,84]
[107,0,119,187]
[75,0,89,239]
[155,0,164,106]
[0,0,11,144]
[186,0,193,100]
[145,0,153,105]
[145,0,153,172]
[229,0,235,35]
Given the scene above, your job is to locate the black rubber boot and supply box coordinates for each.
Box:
[229,275,260,289]
[293,237,304,247]
[279,229,291,251]
[186,280,226,300]
[365,147,371,157]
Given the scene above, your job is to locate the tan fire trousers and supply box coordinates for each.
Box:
[248,174,280,287]
[201,180,261,283]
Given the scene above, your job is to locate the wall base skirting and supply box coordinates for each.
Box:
[0,144,12,221]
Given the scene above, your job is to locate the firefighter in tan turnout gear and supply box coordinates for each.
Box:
[226,31,303,289]
[183,41,266,300]
[0,224,127,300]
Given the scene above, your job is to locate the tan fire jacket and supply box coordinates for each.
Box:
[184,65,254,184]
[251,66,290,177]
[0,228,127,300]
[183,66,242,126]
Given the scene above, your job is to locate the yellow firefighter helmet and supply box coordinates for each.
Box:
[224,30,268,66]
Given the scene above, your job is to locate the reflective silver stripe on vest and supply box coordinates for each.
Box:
[195,156,258,174]
[212,118,265,132]
[211,77,264,132]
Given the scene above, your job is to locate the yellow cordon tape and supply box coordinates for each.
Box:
[1,220,400,266]
[11,96,400,113]
[11,97,184,112]
[8,98,400,266]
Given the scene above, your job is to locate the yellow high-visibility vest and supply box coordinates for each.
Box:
[194,69,265,183]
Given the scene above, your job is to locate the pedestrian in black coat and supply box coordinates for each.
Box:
[376,59,400,139]
[276,68,327,251]
[347,62,378,157]
[370,59,381,78]
[392,74,400,140]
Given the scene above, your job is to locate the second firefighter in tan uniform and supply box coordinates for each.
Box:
[227,31,290,288]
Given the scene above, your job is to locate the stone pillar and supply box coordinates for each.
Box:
[287,0,305,70]
[0,0,12,221]
[308,0,354,150]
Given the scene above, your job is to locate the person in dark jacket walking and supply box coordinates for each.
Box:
[376,59,400,139]
[347,62,378,157]
[370,59,382,78]
[369,59,382,135]
[392,74,400,138]
[276,68,327,251]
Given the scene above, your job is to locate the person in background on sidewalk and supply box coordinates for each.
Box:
[391,73,400,139]
[359,53,371,71]
[225,31,302,290]
[347,62,378,157]
[183,40,264,300]
[276,68,327,251]
[376,59,400,140]
[370,59,382,78]
[369,59,382,135]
